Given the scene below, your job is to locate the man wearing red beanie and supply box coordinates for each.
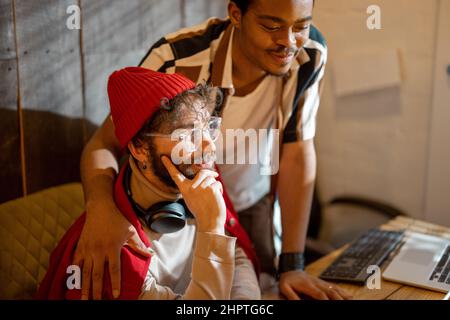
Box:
[37,67,260,299]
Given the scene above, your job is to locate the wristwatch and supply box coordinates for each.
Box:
[277,252,305,279]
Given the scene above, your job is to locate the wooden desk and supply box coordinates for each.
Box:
[263,217,450,300]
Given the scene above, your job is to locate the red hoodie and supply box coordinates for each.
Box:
[36,163,259,299]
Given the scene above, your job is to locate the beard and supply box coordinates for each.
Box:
[149,144,216,190]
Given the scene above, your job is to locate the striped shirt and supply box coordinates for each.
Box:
[139,17,327,143]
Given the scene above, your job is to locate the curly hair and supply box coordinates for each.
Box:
[131,83,222,149]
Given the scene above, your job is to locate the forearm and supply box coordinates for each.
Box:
[278,139,317,253]
[80,116,122,207]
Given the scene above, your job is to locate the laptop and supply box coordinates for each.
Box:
[383,232,450,293]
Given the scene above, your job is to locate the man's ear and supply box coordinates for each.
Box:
[128,141,148,163]
[228,1,242,29]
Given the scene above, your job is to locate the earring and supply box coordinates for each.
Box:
[141,161,147,170]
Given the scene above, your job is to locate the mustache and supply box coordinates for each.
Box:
[267,46,299,55]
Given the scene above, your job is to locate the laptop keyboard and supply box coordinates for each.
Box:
[429,245,450,284]
[319,229,405,284]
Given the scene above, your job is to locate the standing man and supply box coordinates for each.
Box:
[76,0,351,300]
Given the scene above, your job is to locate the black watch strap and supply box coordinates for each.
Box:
[277,252,305,278]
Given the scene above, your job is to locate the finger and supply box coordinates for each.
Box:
[211,181,223,194]
[334,286,353,300]
[191,170,219,188]
[281,284,301,300]
[299,284,329,300]
[317,280,349,300]
[200,176,216,189]
[326,288,344,300]
[91,258,105,300]
[126,232,152,257]
[108,250,122,299]
[81,258,93,300]
[72,251,84,268]
[161,156,186,187]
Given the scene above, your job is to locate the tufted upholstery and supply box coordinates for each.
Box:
[0,183,84,299]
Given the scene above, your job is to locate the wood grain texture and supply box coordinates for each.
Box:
[14,0,84,194]
[149,0,182,41]
[21,110,85,194]
[14,0,83,115]
[0,0,22,202]
[184,0,228,28]
[80,0,182,134]
[184,0,210,26]
[0,107,22,202]
[0,0,17,109]
[81,0,181,54]
[83,52,143,133]
[81,0,155,54]
[0,0,16,60]
[386,285,445,300]
[207,0,228,20]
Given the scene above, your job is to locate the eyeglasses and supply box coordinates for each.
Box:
[144,116,222,147]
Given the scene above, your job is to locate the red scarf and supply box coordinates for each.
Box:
[36,163,259,299]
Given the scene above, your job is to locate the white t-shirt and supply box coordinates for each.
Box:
[216,75,282,212]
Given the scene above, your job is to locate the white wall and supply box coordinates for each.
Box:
[425,0,450,226]
[314,1,444,222]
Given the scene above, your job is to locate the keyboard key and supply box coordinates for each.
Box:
[319,229,405,284]
[430,246,450,283]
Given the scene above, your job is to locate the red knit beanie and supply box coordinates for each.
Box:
[107,67,196,148]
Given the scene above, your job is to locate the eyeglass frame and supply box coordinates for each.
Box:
[143,116,222,144]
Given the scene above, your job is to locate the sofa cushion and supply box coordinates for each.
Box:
[0,183,84,299]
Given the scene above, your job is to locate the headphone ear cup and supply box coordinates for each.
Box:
[146,201,189,234]
[123,164,193,233]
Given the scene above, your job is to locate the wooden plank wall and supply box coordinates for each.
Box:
[14,0,85,196]
[0,0,22,201]
[80,0,181,131]
[0,0,228,203]
[185,0,228,26]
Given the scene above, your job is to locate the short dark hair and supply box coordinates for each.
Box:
[231,0,253,15]
[231,0,314,15]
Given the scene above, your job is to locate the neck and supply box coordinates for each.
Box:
[129,157,180,209]
[231,27,267,96]
[142,168,177,194]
